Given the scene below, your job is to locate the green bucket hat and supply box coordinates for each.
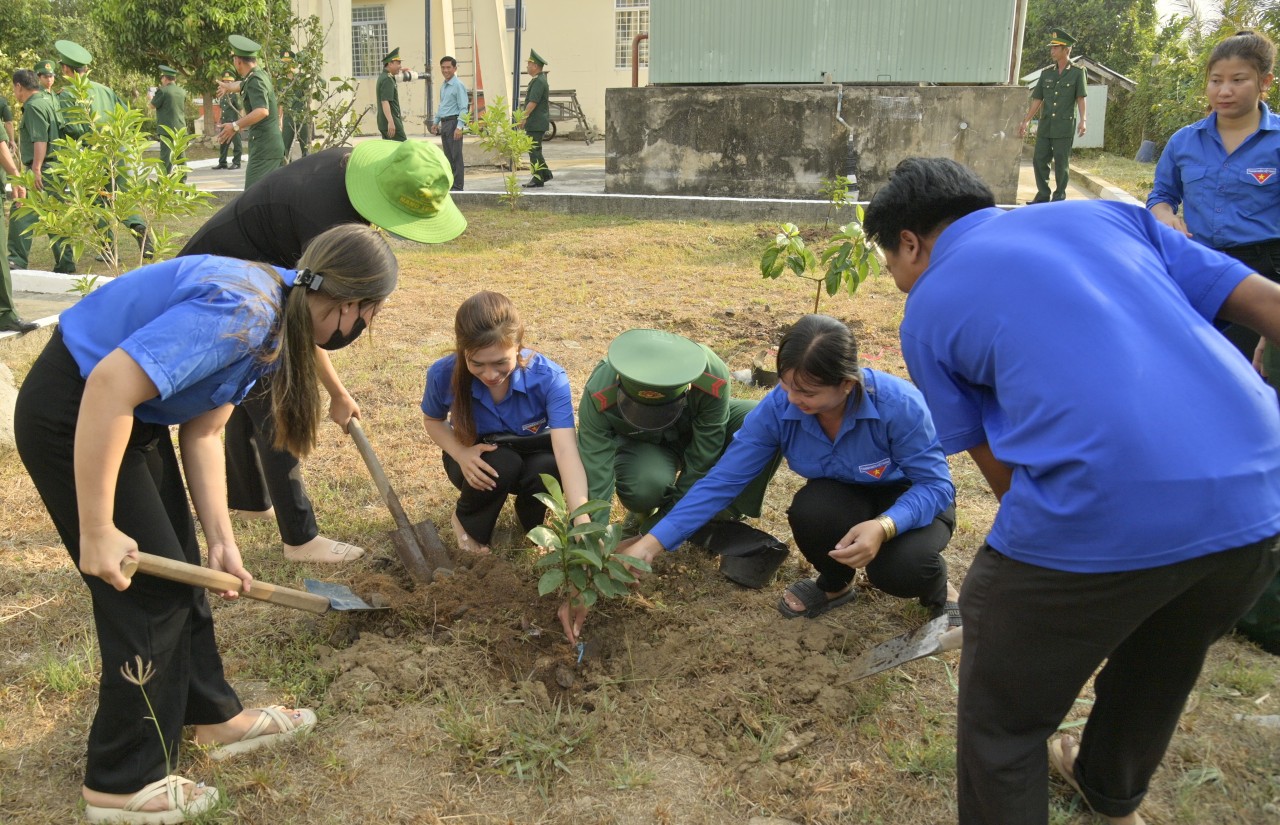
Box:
[229,35,261,59]
[345,140,466,244]
[607,330,707,431]
[54,40,92,69]
[528,49,547,67]
[382,47,401,65]
[158,65,177,77]
[34,59,55,76]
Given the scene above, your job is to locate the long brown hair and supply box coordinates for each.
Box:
[449,291,525,446]
[265,224,397,456]
[1208,31,1276,79]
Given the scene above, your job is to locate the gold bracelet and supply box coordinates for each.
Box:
[875,515,898,542]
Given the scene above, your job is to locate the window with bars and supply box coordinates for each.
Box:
[615,0,649,70]
[352,6,388,77]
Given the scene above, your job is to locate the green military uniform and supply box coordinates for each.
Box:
[9,89,75,273]
[376,47,405,141]
[216,71,242,169]
[521,49,551,186]
[229,36,284,189]
[151,66,187,172]
[1029,29,1087,202]
[52,40,149,258]
[279,50,311,159]
[0,96,13,154]
[0,143,23,328]
[577,330,779,533]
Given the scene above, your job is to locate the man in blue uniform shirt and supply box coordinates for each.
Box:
[864,157,1280,825]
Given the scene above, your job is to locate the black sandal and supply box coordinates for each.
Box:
[777,579,857,619]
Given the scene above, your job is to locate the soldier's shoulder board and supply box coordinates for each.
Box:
[691,371,727,399]
[591,384,619,412]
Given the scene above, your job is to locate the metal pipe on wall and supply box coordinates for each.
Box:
[632,33,648,87]
[511,0,524,118]
[424,0,434,132]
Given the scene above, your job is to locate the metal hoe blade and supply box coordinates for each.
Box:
[303,579,387,612]
[840,613,957,683]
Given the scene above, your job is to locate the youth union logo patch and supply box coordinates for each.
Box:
[1248,168,1276,184]
[859,458,891,479]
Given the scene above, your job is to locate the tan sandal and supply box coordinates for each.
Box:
[1048,734,1146,825]
[204,706,316,762]
[84,775,219,824]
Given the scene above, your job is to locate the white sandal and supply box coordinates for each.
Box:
[205,706,316,762]
[84,775,219,824]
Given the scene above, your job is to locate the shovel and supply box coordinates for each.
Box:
[838,614,963,683]
[347,418,453,583]
[120,552,385,614]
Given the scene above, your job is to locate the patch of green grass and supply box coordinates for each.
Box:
[1072,150,1156,201]
[32,633,97,695]
[1206,660,1276,697]
[607,747,656,790]
[883,731,956,779]
[493,702,595,796]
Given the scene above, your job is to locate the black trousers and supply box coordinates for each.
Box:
[1216,239,1280,359]
[443,444,559,545]
[439,115,464,190]
[956,538,1280,825]
[224,377,318,546]
[14,330,243,794]
[786,478,953,608]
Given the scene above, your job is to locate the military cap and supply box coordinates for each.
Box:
[221,69,237,81]
[607,330,707,431]
[1046,29,1076,47]
[33,59,55,76]
[382,47,401,65]
[280,49,296,63]
[55,40,93,69]
[158,65,177,77]
[228,35,262,59]
[528,49,547,67]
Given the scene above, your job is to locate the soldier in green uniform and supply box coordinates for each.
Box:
[0,137,37,332]
[279,49,311,160]
[34,59,55,93]
[218,35,284,189]
[8,68,75,274]
[53,40,153,261]
[577,329,779,535]
[150,65,187,173]
[518,49,551,187]
[215,70,242,169]
[376,47,406,141]
[1019,28,1088,203]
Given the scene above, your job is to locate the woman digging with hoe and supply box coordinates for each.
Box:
[14,224,397,823]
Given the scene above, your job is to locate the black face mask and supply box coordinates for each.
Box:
[318,314,366,351]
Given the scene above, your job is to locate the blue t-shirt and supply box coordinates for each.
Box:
[649,369,955,551]
[60,256,293,425]
[1147,103,1280,248]
[900,201,1280,573]
[420,350,575,436]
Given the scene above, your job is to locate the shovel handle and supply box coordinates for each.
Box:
[347,418,414,532]
[120,552,332,614]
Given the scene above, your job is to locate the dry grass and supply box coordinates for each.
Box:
[1,206,1277,824]
[1072,150,1158,202]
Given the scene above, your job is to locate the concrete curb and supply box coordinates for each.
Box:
[451,190,836,223]
[1069,165,1144,206]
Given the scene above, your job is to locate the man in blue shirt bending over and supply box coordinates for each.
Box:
[431,55,468,191]
[864,157,1280,825]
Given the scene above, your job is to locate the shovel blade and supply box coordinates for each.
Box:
[303,579,385,611]
[841,614,956,682]
[391,527,436,583]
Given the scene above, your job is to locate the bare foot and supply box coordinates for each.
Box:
[231,506,276,522]
[283,535,364,563]
[83,776,216,815]
[451,511,490,555]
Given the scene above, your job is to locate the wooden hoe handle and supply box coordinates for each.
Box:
[120,552,331,614]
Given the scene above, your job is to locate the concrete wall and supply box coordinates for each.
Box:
[606,85,1027,202]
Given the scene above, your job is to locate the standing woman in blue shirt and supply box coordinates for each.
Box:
[1148,30,1280,360]
[13,224,396,823]
[422,291,589,554]
[564,315,959,641]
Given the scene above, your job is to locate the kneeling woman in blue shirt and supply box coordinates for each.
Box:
[1148,30,1280,362]
[14,224,396,822]
[422,291,590,554]
[576,314,959,638]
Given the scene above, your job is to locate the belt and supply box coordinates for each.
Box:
[439,114,459,121]
[1219,239,1280,258]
